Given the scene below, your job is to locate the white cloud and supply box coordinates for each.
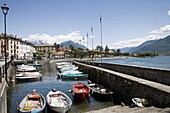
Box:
[168,10,170,16]
[111,24,170,49]
[149,25,170,34]
[25,31,84,44]
[111,37,146,49]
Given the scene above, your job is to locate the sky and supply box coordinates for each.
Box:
[0,0,170,49]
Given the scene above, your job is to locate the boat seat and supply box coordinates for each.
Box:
[50,94,60,97]
[75,84,84,88]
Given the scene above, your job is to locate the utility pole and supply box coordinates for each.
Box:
[100,15,103,63]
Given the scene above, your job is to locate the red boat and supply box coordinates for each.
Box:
[72,82,90,100]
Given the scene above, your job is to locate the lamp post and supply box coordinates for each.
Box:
[1,4,9,81]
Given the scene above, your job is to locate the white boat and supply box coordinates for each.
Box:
[46,89,72,113]
[18,90,46,113]
[60,65,78,72]
[61,70,82,75]
[56,62,70,69]
[15,72,42,80]
[16,64,37,72]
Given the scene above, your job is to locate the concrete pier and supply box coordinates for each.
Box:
[73,60,170,107]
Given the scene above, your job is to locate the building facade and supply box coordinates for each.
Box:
[35,44,55,55]
[0,33,36,59]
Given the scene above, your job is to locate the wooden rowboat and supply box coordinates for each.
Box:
[72,82,90,100]
[46,89,72,113]
[88,83,114,102]
[18,90,46,113]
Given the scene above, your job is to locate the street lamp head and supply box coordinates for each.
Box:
[1,4,9,15]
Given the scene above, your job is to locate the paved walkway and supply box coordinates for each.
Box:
[86,105,170,113]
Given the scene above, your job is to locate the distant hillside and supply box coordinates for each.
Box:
[60,40,87,50]
[128,40,157,53]
[130,35,170,55]
[120,47,135,53]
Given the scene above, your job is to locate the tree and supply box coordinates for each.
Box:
[96,45,103,51]
[69,45,74,51]
[54,42,60,52]
[105,45,109,52]
[117,49,121,53]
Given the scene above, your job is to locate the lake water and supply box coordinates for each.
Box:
[8,56,170,113]
[95,56,170,70]
[7,62,113,113]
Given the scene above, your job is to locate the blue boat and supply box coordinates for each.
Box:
[57,70,88,80]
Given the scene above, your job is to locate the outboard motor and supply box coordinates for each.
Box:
[52,88,56,92]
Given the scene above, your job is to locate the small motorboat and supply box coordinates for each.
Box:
[15,72,42,80]
[18,89,46,113]
[46,89,72,113]
[55,62,70,69]
[88,83,114,102]
[60,65,78,72]
[61,73,88,80]
[72,82,90,100]
[60,70,82,75]
[16,64,37,72]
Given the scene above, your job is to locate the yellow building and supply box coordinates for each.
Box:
[35,44,55,55]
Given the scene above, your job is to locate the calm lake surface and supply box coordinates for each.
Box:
[7,61,113,113]
[95,56,170,70]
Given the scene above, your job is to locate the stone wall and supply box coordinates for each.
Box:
[74,60,170,107]
[77,60,170,85]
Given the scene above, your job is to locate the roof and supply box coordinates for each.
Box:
[55,51,65,55]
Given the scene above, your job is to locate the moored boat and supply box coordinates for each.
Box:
[61,73,88,80]
[46,89,72,113]
[88,83,114,102]
[16,64,37,72]
[18,89,46,113]
[72,82,90,100]
[60,65,78,72]
[15,72,42,80]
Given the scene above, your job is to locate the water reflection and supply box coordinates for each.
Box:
[7,62,113,113]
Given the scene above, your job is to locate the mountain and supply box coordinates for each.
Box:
[120,47,136,53]
[60,40,87,50]
[128,40,157,53]
[129,35,170,55]
[28,38,49,45]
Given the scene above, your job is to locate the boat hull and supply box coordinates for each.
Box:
[18,93,46,113]
[49,105,71,113]
[72,83,90,101]
[73,92,89,100]
[46,90,72,113]
[89,84,114,102]
[15,72,42,81]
